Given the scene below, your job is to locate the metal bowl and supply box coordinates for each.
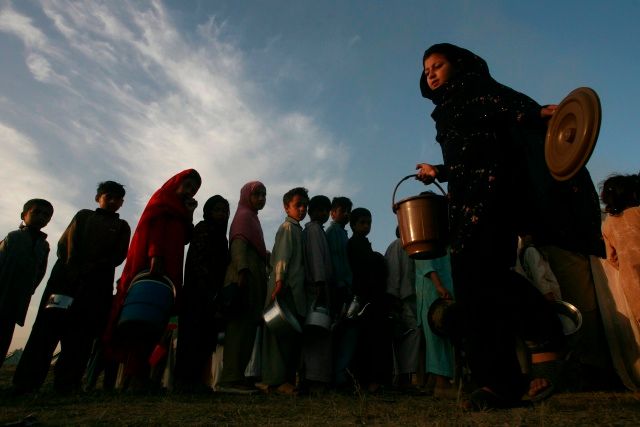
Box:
[554,300,582,336]
[263,297,302,337]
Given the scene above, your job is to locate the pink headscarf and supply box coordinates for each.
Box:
[229,181,267,258]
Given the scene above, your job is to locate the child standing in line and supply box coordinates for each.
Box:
[348,207,391,393]
[13,182,130,393]
[106,169,200,391]
[601,174,640,325]
[515,234,562,302]
[0,199,53,368]
[175,195,230,392]
[261,187,309,395]
[384,227,419,389]
[301,195,333,392]
[217,181,268,394]
[415,253,456,398]
[325,197,354,387]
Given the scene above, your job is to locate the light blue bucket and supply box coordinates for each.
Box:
[117,272,175,341]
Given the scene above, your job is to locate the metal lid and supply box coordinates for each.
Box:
[545,87,601,181]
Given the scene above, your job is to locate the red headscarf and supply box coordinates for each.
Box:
[229,181,267,258]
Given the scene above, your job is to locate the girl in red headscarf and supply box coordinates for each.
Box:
[107,169,201,390]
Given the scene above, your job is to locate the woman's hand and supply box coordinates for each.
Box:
[416,163,438,184]
[540,104,558,119]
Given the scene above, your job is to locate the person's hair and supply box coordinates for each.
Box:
[308,195,331,214]
[96,181,126,198]
[283,187,309,206]
[202,195,229,219]
[349,207,372,229]
[600,174,640,215]
[331,196,352,211]
[22,199,53,217]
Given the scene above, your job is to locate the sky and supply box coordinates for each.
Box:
[1,0,639,351]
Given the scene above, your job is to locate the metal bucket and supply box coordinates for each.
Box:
[117,272,176,341]
[392,174,449,260]
[263,297,302,337]
[305,301,331,333]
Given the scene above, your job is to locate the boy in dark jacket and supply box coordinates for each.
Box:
[14,181,130,393]
[0,199,53,367]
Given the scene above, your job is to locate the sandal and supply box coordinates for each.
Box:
[462,388,523,411]
[529,359,564,402]
[275,382,298,396]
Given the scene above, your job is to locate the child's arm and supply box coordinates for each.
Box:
[523,246,561,301]
[229,239,250,288]
[270,224,293,300]
[148,216,169,276]
[34,240,50,292]
[426,270,451,300]
[112,221,131,268]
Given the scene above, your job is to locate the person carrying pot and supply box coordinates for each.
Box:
[416,43,565,409]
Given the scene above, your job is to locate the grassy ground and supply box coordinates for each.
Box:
[1,366,639,426]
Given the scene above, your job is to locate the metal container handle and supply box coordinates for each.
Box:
[392,174,446,213]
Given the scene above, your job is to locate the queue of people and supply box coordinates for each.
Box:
[0,43,638,412]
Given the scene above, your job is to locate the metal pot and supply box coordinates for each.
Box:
[45,294,74,310]
[263,297,302,337]
[554,300,582,336]
[392,174,449,260]
[305,301,331,332]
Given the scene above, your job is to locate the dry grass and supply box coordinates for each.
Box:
[1,366,639,426]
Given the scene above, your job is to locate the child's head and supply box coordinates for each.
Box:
[350,207,372,237]
[248,183,267,212]
[330,196,352,226]
[283,187,309,222]
[600,174,639,215]
[308,195,331,224]
[203,195,230,225]
[21,199,54,230]
[420,43,488,100]
[176,170,202,201]
[96,181,126,213]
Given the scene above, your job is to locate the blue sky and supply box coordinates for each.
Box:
[2,0,639,350]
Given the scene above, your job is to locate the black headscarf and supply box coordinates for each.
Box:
[419,43,495,105]
[202,195,229,223]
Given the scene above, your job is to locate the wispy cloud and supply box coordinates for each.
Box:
[0,0,349,343]
[1,0,348,227]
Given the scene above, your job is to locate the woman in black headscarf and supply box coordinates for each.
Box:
[174,195,230,392]
[417,43,564,408]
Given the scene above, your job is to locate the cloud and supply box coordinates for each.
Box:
[348,35,361,48]
[0,4,48,49]
[1,0,349,249]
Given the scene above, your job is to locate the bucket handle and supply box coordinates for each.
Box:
[392,174,446,213]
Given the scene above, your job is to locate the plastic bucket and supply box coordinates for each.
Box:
[392,174,449,260]
[117,272,176,341]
